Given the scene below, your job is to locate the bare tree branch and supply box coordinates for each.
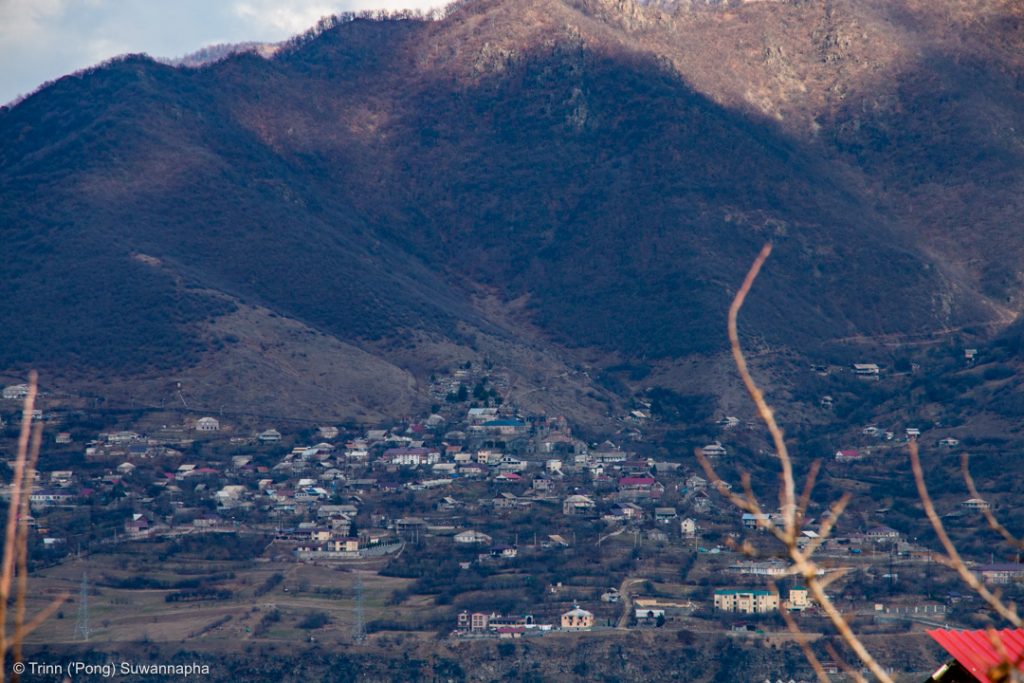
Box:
[962,453,1024,550]
[910,441,1021,627]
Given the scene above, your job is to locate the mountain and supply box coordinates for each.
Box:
[1,0,1022,421]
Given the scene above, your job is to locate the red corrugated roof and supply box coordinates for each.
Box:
[928,629,1024,683]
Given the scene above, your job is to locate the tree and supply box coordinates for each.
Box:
[703,245,1024,683]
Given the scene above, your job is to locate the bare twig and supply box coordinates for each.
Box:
[14,421,43,667]
[727,243,798,538]
[0,372,37,682]
[962,453,1024,551]
[797,460,822,523]
[825,641,869,683]
[773,581,830,683]
[707,245,896,683]
[910,441,1021,627]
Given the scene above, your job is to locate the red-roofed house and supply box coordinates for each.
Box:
[927,629,1024,683]
[834,449,863,463]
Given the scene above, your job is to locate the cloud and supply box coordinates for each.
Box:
[232,1,343,35]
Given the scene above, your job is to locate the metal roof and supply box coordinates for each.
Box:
[927,629,1024,683]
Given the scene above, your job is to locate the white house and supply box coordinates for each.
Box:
[195,416,220,432]
[853,364,880,378]
[701,441,727,457]
[454,530,492,545]
[2,384,30,400]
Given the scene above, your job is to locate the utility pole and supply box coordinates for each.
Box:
[75,572,91,642]
[352,573,368,643]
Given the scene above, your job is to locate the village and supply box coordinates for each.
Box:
[0,355,1019,665]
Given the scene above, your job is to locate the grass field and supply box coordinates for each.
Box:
[21,546,427,648]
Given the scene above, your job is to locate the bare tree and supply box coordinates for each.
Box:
[700,244,1024,682]
[0,372,68,683]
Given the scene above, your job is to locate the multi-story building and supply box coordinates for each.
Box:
[713,589,780,614]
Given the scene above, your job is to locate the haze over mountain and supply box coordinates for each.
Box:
[2,0,1022,422]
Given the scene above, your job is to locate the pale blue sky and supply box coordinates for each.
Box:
[0,0,443,105]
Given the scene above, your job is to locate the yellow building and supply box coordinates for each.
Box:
[713,589,780,614]
[561,606,595,630]
[786,587,811,611]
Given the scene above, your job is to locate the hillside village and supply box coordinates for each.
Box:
[1,355,1022,679]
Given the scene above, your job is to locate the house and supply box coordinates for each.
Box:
[487,545,518,559]
[531,476,553,492]
[395,517,429,534]
[470,612,491,631]
[617,476,664,501]
[633,598,696,623]
[962,498,991,511]
[29,490,75,508]
[496,455,527,473]
[467,408,499,425]
[435,496,461,512]
[318,426,339,440]
[562,494,596,516]
[713,589,780,614]
[834,449,863,463]
[978,563,1024,585]
[654,507,678,523]
[482,419,526,436]
[124,513,153,539]
[381,447,440,467]
[55,432,72,444]
[195,417,220,432]
[680,518,697,539]
[742,512,773,530]
[458,463,488,478]
[701,441,728,457]
[786,587,811,611]
[852,363,880,378]
[866,525,901,542]
[729,560,789,577]
[493,492,531,510]
[115,462,135,476]
[2,384,30,400]
[496,626,525,639]
[684,475,708,492]
[475,449,502,465]
[938,437,960,448]
[561,606,594,630]
[454,530,492,545]
[604,502,644,522]
[541,433,580,454]
[106,431,141,444]
[927,628,1024,683]
[365,429,388,442]
[258,429,282,443]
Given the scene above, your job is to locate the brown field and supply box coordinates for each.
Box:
[19,550,427,649]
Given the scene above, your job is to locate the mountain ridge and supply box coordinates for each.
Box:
[2,0,1021,420]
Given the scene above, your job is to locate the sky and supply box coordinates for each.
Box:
[0,0,443,105]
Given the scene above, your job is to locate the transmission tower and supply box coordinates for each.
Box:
[75,572,91,642]
[352,573,366,643]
